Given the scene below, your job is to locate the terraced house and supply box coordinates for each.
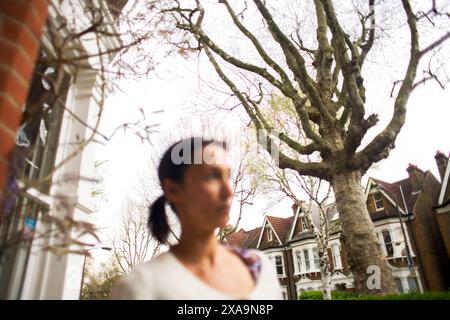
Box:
[225,152,450,299]
[0,0,127,299]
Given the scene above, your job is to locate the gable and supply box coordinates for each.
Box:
[257,217,282,248]
[292,215,303,236]
[365,178,408,214]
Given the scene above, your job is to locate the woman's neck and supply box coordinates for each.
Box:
[170,229,223,267]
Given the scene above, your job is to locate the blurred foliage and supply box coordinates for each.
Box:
[81,258,123,300]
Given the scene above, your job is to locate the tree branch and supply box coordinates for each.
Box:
[203,46,329,179]
[355,0,422,173]
[253,0,334,126]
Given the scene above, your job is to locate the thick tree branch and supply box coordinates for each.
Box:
[355,0,421,173]
[173,2,331,152]
[220,0,294,90]
[313,0,335,104]
[320,0,373,156]
[203,46,328,178]
[219,0,327,129]
[183,25,285,90]
[253,0,334,126]
[243,93,319,155]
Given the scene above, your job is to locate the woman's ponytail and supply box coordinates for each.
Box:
[148,195,170,245]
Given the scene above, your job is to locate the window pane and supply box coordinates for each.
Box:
[267,227,272,241]
[333,244,341,269]
[304,250,310,271]
[275,256,283,275]
[301,217,308,230]
[407,277,419,292]
[0,194,49,299]
[17,48,71,194]
[394,278,404,293]
[374,192,384,209]
[382,230,394,256]
[312,248,320,270]
[296,251,302,273]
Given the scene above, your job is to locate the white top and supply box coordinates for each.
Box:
[110,249,283,300]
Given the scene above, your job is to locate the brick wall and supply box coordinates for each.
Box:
[435,211,450,260]
[283,248,297,299]
[0,0,49,194]
[409,171,450,291]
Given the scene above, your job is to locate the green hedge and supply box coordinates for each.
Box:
[298,290,450,300]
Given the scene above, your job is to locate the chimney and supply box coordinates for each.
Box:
[407,164,426,192]
[435,151,448,181]
[292,203,299,216]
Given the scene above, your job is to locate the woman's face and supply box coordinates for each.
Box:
[165,144,234,233]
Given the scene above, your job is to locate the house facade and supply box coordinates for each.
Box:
[0,0,125,299]
[434,151,450,260]
[225,153,450,299]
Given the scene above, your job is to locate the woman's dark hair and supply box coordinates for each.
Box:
[148,137,227,245]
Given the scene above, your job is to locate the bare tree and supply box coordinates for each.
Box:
[218,145,258,242]
[269,163,335,300]
[299,176,334,300]
[247,126,335,299]
[111,198,161,274]
[154,0,450,294]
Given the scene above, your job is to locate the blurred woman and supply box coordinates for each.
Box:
[111,137,282,300]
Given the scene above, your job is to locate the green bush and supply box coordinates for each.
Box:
[298,290,358,300]
[355,291,450,300]
[298,290,450,300]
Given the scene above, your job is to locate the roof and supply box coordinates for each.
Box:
[291,230,316,242]
[242,227,262,248]
[224,206,340,248]
[266,215,295,243]
[224,226,262,248]
[224,215,296,249]
[227,176,426,247]
[371,177,416,213]
[225,228,249,247]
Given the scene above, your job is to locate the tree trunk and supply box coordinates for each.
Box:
[331,171,398,295]
[322,273,332,300]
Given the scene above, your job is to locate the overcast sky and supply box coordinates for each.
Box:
[89,0,450,264]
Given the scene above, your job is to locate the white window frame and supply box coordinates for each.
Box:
[296,250,303,274]
[301,216,308,231]
[394,277,404,293]
[373,192,384,211]
[406,276,419,292]
[274,255,284,276]
[332,243,342,270]
[303,249,311,272]
[295,246,321,274]
[382,229,394,257]
[267,226,273,242]
[312,247,320,271]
